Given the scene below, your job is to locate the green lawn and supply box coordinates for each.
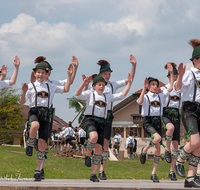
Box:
[0,146,188,180]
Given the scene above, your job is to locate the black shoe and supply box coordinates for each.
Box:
[85,156,91,167]
[151,174,159,183]
[169,171,177,181]
[40,169,44,180]
[165,150,171,163]
[195,174,200,181]
[140,147,146,164]
[34,173,41,181]
[98,171,107,180]
[26,146,33,156]
[175,162,185,178]
[184,179,200,188]
[90,174,99,182]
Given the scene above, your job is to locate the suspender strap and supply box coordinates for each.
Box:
[146,94,161,116]
[92,92,107,118]
[164,86,170,108]
[32,82,50,108]
[109,82,114,110]
[32,83,37,108]
[158,95,161,116]
[191,71,197,102]
[165,86,181,109]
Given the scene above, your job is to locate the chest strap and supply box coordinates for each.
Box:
[92,92,107,118]
[146,94,161,116]
[191,71,199,102]
[32,83,50,108]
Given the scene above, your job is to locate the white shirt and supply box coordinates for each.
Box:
[174,67,200,103]
[0,80,9,90]
[126,136,135,148]
[25,80,64,108]
[78,129,86,138]
[89,80,126,110]
[161,83,181,109]
[63,127,74,137]
[114,134,122,143]
[75,90,125,119]
[137,90,169,117]
[48,79,67,86]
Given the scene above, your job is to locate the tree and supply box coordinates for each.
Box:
[67,96,86,124]
[0,85,26,144]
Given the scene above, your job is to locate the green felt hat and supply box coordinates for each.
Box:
[33,62,49,72]
[167,66,178,77]
[190,45,200,61]
[99,63,112,73]
[148,77,159,86]
[44,61,53,70]
[92,74,107,85]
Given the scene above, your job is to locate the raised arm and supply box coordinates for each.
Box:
[137,77,148,105]
[166,62,174,93]
[121,73,133,96]
[9,56,20,86]
[71,55,78,84]
[82,74,89,91]
[124,54,137,84]
[175,63,186,91]
[75,76,92,97]
[20,83,28,104]
[0,65,7,81]
[64,64,73,92]
[30,71,36,83]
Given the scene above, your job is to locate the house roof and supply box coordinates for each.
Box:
[21,105,69,131]
[113,80,166,113]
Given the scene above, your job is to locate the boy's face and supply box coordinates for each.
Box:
[167,74,178,81]
[34,69,47,82]
[92,81,105,94]
[100,71,111,83]
[148,81,158,93]
[193,58,200,70]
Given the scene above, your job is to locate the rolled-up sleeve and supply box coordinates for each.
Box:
[0,80,10,90]
[110,92,125,102]
[75,90,91,100]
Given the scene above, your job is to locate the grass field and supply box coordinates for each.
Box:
[0,146,188,180]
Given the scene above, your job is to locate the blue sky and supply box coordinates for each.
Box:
[0,0,199,126]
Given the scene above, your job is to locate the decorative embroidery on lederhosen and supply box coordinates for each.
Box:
[150,101,160,107]
[170,96,180,101]
[37,91,49,98]
[95,101,106,107]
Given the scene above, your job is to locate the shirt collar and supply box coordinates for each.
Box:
[191,67,200,73]
[35,80,46,86]
[147,91,157,96]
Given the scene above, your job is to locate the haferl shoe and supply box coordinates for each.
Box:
[85,156,91,167]
[98,171,107,180]
[26,146,33,156]
[140,147,146,164]
[165,150,171,163]
[40,168,44,180]
[90,174,99,182]
[175,162,185,178]
[195,174,200,181]
[184,179,200,188]
[169,171,177,181]
[151,174,159,183]
[34,173,41,181]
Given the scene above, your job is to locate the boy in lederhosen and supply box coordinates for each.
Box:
[174,39,200,188]
[30,55,78,179]
[125,130,135,159]
[113,128,122,157]
[137,62,174,183]
[78,126,86,154]
[75,73,133,182]
[160,63,181,181]
[20,61,73,181]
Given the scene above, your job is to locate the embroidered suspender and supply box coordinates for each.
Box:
[32,83,50,108]
[92,92,107,118]
[146,94,161,116]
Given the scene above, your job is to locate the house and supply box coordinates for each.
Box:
[112,81,186,158]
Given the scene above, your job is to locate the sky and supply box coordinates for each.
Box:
[0,0,199,126]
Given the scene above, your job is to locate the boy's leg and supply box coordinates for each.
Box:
[169,140,178,180]
[165,123,174,163]
[151,143,160,183]
[40,142,48,180]
[26,121,40,156]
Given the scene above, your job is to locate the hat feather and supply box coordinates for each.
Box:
[188,39,200,49]
[34,56,46,64]
[97,60,110,66]
[164,62,177,69]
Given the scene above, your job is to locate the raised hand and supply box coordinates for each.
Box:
[178,62,186,76]
[0,65,7,79]
[13,56,20,67]
[82,74,86,81]
[144,77,149,89]
[67,64,73,75]
[130,54,136,65]
[72,56,78,67]
[83,76,92,86]
[22,83,28,93]
[167,62,173,73]
[30,71,36,83]
[157,88,162,94]
[127,72,133,84]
